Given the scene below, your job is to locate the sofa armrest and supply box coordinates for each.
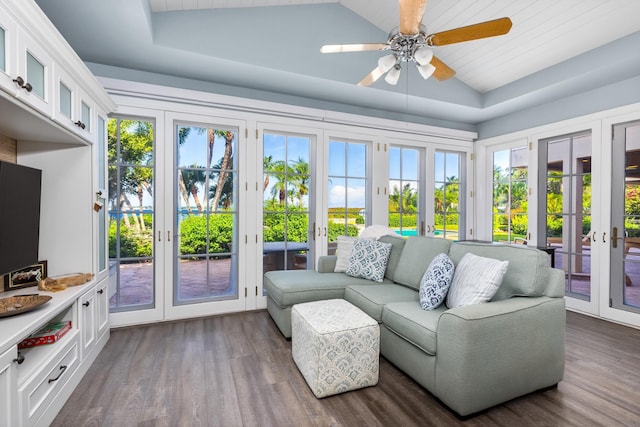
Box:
[435,296,565,416]
[317,255,337,273]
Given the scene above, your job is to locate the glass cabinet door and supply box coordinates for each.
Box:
[0,4,16,94]
[16,28,52,116]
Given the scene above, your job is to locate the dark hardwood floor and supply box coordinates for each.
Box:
[52,310,640,427]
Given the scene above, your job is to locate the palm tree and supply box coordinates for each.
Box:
[290,157,309,207]
[268,160,287,207]
[181,165,206,213]
[211,130,234,211]
[263,155,273,192]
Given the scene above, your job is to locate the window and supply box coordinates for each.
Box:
[108,117,155,311]
[263,131,312,271]
[389,146,421,237]
[541,131,592,299]
[434,151,465,240]
[175,124,238,303]
[327,139,368,245]
[492,147,528,243]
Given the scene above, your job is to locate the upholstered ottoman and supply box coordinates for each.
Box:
[291,299,380,398]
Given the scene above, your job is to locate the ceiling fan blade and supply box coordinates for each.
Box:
[428,17,512,46]
[357,66,385,87]
[320,43,388,53]
[430,56,456,81]
[399,0,427,35]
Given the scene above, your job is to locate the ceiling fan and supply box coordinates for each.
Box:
[320,0,512,86]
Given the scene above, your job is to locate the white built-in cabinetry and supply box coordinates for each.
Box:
[0,0,116,425]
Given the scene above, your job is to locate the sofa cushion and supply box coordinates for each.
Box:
[381,302,448,355]
[345,239,392,282]
[264,270,391,307]
[449,242,550,300]
[393,237,453,290]
[419,253,455,310]
[344,284,418,322]
[378,234,406,282]
[446,253,508,308]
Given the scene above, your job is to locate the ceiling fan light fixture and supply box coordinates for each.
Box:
[378,54,397,73]
[385,65,402,85]
[417,62,436,80]
[413,46,433,65]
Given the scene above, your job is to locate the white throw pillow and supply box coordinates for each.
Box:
[446,253,509,308]
[333,236,357,273]
[359,224,397,240]
[345,239,392,282]
[419,253,455,310]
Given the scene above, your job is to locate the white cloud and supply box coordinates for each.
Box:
[329,184,366,208]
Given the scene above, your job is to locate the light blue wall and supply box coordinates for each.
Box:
[87,62,478,132]
[477,76,640,139]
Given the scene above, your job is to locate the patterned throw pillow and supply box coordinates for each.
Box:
[345,239,392,282]
[419,253,455,310]
[446,253,509,308]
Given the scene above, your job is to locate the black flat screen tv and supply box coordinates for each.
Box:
[0,161,42,277]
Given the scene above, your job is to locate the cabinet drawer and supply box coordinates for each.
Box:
[19,335,79,425]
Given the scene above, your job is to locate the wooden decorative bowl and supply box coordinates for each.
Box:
[0,295,52,318]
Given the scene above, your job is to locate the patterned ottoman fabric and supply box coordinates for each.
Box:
[291,299,380,398]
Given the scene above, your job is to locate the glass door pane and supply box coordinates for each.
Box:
[434,151,464,240]
[175,125,238,303]
[108,118,155,311]
[389,146,420,237]
[263,132,312,272]
[492,147,528,243]
[544,132,592,299]
[611,120,640,313]
[327,140,367,250]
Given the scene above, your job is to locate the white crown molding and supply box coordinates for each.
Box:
[98,76,477,142]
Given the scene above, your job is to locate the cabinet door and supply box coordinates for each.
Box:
[52,63,77,130]
[79,290,97,357]
[77,87,94,141]
[96,279,109,340]
[0,3,17,96]
[15,26,52,117]
[0,346,18,427]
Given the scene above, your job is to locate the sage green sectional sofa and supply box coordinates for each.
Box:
[263,236,566,417]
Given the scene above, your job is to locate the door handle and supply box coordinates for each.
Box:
[592,231,596,242]
[612,227,624,249]
[603,232,606,243]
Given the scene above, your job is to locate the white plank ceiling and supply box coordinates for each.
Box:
[148,0,640,93]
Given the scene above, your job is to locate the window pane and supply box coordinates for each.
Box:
[0,27,5,72]
[108,118,155,312]
[175,124,238,304]
[264,132,312,271]
[26,52,44,99]
[328,140,367,244]
[59,82,71,118]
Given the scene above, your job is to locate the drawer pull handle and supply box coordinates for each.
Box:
[98,289,104,295]
[48,365,67,383]
[13,353,25,365]
[83,301,90,307]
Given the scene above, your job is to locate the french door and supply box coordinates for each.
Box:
[541,132,594,301]
[262,129,316,274]
[610,120,640,314]
[109,111,249,326]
